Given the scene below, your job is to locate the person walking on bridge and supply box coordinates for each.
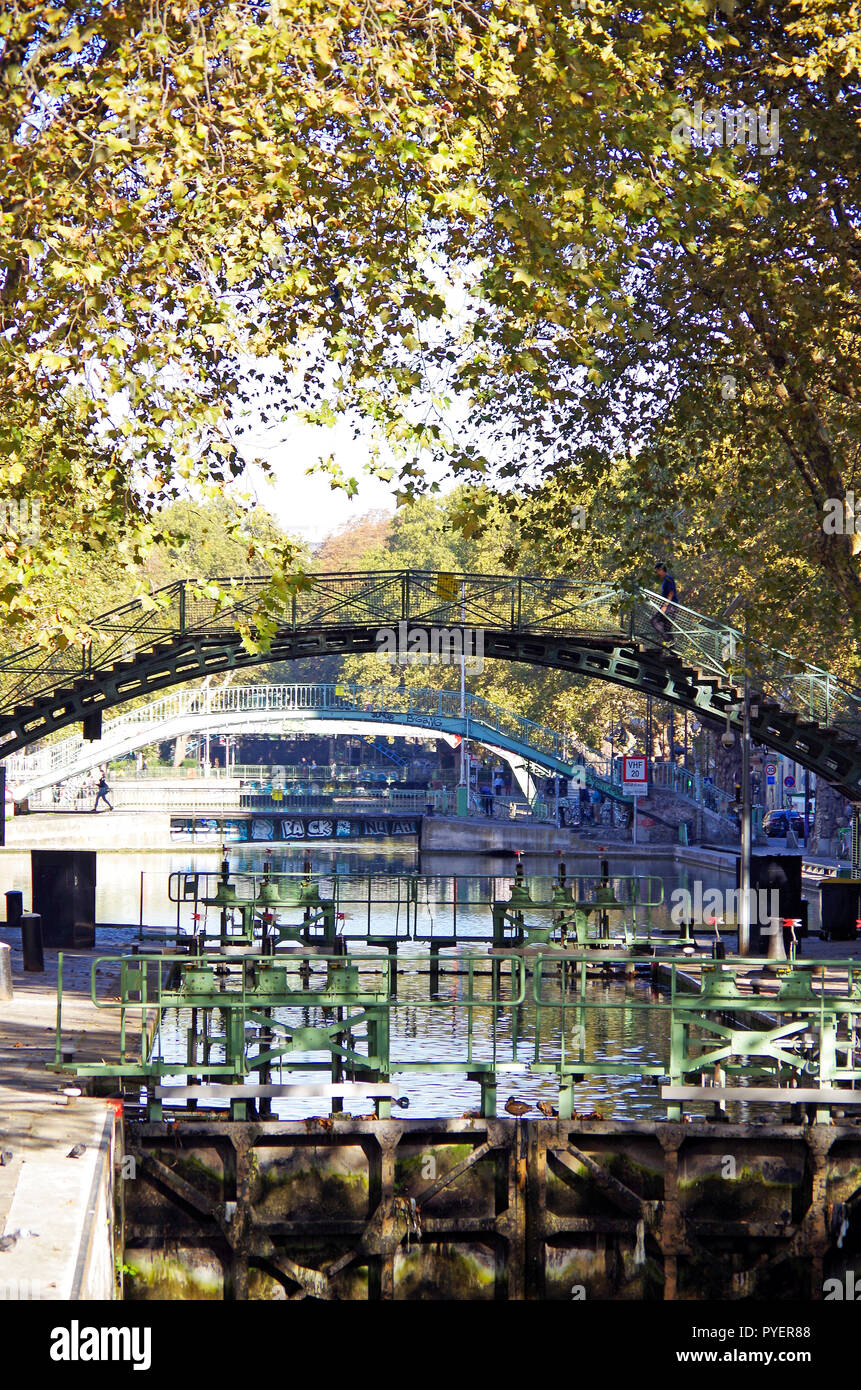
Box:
[650,562,678,639]
[93,771,114,812]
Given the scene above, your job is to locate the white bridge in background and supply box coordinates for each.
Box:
[4,680,734,821]
[4,682,584,804]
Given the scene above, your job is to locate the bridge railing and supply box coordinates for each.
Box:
[26,780,243,813]
[234,764,426,786]
[9,691,734,824]
[648,762,735,818]
[1,571,859,763]
[5,682,578,788]
[632,589,861,727]
[24,780,547,821]
[0,572,628,716]
[237,787,540,819]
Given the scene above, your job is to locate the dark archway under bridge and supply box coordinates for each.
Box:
[0,570,859,801]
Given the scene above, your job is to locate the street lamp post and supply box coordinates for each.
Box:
[739,661,752,957]
[720,595,752,956]
[458,580,469,816]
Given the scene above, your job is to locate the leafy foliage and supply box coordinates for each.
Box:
[2,0,859,661]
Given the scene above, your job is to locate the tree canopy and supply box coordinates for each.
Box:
[2,0,859,658]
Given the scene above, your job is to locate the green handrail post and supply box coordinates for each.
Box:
[466,956,474,1065]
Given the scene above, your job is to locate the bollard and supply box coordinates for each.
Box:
[5,890,23,933]
[0,942,12,1000]
[20,912,44,972]
[764,915,787,965]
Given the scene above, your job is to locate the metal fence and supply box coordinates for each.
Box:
[5,681,576,793]
[1,569,857,729]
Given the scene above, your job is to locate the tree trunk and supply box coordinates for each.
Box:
[810,781,847,857]
[712,734,742,797]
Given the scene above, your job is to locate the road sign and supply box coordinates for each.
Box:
[623,757,649,795]
[622,756,649,844]
[767,775,775,786]
[784,775,796,789]
[765,763,777,776]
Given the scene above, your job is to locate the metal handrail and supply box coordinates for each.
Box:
[633,588,861,726]
[54,949,861,1110]
[55,949,528,1077]
[2,570,856,730]
[6,681,579,791]
[166,868,666,909]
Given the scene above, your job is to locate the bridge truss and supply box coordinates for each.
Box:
[0,571,858,799]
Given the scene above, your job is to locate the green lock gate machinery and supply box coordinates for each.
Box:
[662,958,861,1123]
[176,856,338,950]
[52,938,861,1124]
[489,860,664,951]
[53,946,528,1121]
[57,949,393,1120]
[164,860,674,952]
[530,954,861,1122]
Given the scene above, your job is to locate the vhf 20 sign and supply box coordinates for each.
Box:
[622,757,649,796]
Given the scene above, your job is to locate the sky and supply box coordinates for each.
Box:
[239,422,397,543]
[232,410,457,546]
[222,270,481,545]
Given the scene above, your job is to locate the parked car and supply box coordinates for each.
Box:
[762,809,806,838]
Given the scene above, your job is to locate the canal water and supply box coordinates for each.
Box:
[0,844,818,1122]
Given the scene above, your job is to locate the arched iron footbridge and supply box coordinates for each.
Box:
[0,571,858,800]
[5,682,606,803]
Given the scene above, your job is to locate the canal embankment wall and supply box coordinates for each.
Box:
[0,809,732,857]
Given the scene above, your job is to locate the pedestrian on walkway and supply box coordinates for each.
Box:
[93,772,113,812]
[650,562,679,638]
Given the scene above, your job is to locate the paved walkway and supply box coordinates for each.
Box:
[0,931,124,1297]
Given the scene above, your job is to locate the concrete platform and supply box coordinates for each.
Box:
[0,1095,118,1299]
[3,809,174,849]
[0,930,123,1298]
